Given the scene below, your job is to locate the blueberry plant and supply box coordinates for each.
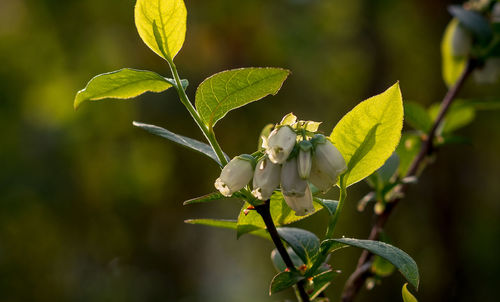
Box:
[75,0,500,301]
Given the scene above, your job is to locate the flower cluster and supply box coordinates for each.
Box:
[214,113,346,216]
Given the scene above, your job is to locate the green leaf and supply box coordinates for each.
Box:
[402,283,418,302]
[314,198,339,216]
[184,219,269,239]
[195,67,290,128]
[330,83,404,187]
[396,133,421,177]
[319,239,348,255]
[277,227,320,266]
[183,192,228,205]
[441,19,468,87]
[448,5,492,44]
[269,271,304,295]
[236,192,323,238]
[404,102,432,132]
[332,238,419,289]
[271,247,304,272]
[185,218,237,229]
[133,121,228,165]
[428,102,476,134]
[309,269,341,300]
[135,0,187,61]
[74,68,176,109]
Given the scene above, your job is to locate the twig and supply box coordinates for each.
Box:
[255,201,310,302]
[341,59,477,302]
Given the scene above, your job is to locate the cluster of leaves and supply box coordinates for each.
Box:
[74,0,421,300]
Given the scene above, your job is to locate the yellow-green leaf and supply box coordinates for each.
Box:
[135,0,187,61]
[330,83,404,187]
[441,18,467,87]
[195,68,290,128]
[402,283,418,302]
[74,68,175,109]
[184,219,269,239]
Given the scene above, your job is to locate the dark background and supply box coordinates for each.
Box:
[1,0,499,301]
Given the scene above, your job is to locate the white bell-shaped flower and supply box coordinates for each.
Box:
[283,185,315,216]
[266,126,297,164]
[281,157,308,197]
[474,58,500,84]
[215,155,254,197]
[297,140,312,179]
[309,136,346,193]
[252,157,281,200]
[451,24,472,57]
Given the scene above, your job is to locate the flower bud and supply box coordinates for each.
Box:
[252,157,281,200]
[451,24,472,57]
[309,138,346,193]
[281,157,308,197]
[297,140,312,179]
[214,155,254,197]
[283,184,315,216]
[266,126,297,164]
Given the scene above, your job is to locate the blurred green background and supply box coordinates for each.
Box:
[1,0,500,301]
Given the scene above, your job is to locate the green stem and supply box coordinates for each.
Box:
[325,175,347,238]
[168,60,228,166]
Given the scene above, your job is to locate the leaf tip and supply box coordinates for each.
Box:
[73,91,86,110]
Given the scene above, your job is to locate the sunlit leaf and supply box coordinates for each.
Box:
[331,238,419,289]
[195,68,290,128]
[135,0,187,61]
[330,83,404,187]
[74,69,175,109]
[402,283,418,302]
[277,227,320,266]
[441,19,468,87]
[133,121,228,165]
